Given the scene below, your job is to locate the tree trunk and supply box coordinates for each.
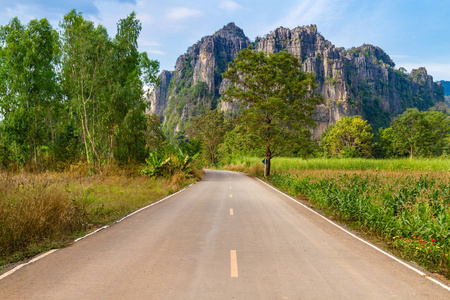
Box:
[265,144,272,177]
[266,157,271,177]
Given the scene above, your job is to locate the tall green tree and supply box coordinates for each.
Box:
[378,109,450,158]
[106,12,159,163]
[321,115,373,158]
[60,10,112,170]
[222,47,323,176]
[0,17,60,168]
[189,109,227,165]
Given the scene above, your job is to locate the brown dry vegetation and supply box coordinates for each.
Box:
[0,165,203,268]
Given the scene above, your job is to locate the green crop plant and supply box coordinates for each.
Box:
[269,170,450,277]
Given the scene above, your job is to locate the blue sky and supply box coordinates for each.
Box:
[0,0,449,81]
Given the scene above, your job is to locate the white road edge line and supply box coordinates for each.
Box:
[256,178,450,292]
[78,184,193,239]
[0,249,58,281]
[0,184,194,281]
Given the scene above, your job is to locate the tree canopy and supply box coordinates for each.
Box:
[188,109,228,165]
[321,115,373,158]
[0,11,160,171]
[222,46,323,175]
[378,109,450,158]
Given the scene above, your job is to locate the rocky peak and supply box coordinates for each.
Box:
[150,23,444,138]
[346,44,395,67]
[214,22,246,40]
[155,23,250,135]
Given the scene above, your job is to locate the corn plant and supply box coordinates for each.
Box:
[270,170,450,277]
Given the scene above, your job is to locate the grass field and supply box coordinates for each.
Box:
[0,166,202,269]
[225,157,450,278]
[233,156,450,172]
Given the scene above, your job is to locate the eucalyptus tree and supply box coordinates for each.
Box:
[106,12,159,163]
[0,17,60,167]
[61,10,159,167]
[60,10,112,170]
[222,47,323,176]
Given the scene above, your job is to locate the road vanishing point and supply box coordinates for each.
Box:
[1,170,449,299]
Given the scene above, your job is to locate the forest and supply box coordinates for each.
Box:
[0,10,160,173]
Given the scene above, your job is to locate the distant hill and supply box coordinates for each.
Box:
[150,23,444,138]
[439,80,450,96]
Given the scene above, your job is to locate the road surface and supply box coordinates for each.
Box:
[1,170,449,299]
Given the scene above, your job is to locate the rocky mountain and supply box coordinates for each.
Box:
[149,23,444,139]
[439,80,450,96]
[438,81,450,105]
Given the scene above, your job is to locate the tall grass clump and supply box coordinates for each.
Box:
[0,167,203,268]
[270,170,450,277]
[0,173,86,263]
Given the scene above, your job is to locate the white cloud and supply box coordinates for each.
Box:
[140,39,162,47]
[148,49,165,55]
[219,0,242,12]
[166,7,202,21]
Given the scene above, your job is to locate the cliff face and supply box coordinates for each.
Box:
[154,23,249,135]
[254,25,443,137]
[148,70,173,118]
[439,80,450,96]
[150,23,444,138]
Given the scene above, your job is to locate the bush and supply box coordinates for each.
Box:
[140,148,200,178]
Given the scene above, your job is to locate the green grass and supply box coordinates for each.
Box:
[234,156,450,172]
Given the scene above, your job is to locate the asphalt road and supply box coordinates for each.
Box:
[1,170,449,299]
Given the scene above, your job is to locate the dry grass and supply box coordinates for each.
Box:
[223,163,264,176]
[0,166,202,268]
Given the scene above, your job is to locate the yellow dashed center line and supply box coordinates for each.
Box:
[230,208,234,215]
[230,250,238,277]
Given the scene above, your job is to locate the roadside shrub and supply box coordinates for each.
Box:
[140,148,200,178]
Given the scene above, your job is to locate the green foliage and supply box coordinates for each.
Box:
[222,46,323,175]
[321,115,373,158]
[0,17,60,168]
[218,121,262,164]
[140,147,199,178]
[378,109,450,158]
[189,109,228,165]
[270,170,450,276]
[0,10,160,171]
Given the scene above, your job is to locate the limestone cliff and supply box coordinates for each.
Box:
[150,23,444,138]
[254,26,443,137]
[153,22,249,136]
[439,80,450,96]
[148,70,173,118]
